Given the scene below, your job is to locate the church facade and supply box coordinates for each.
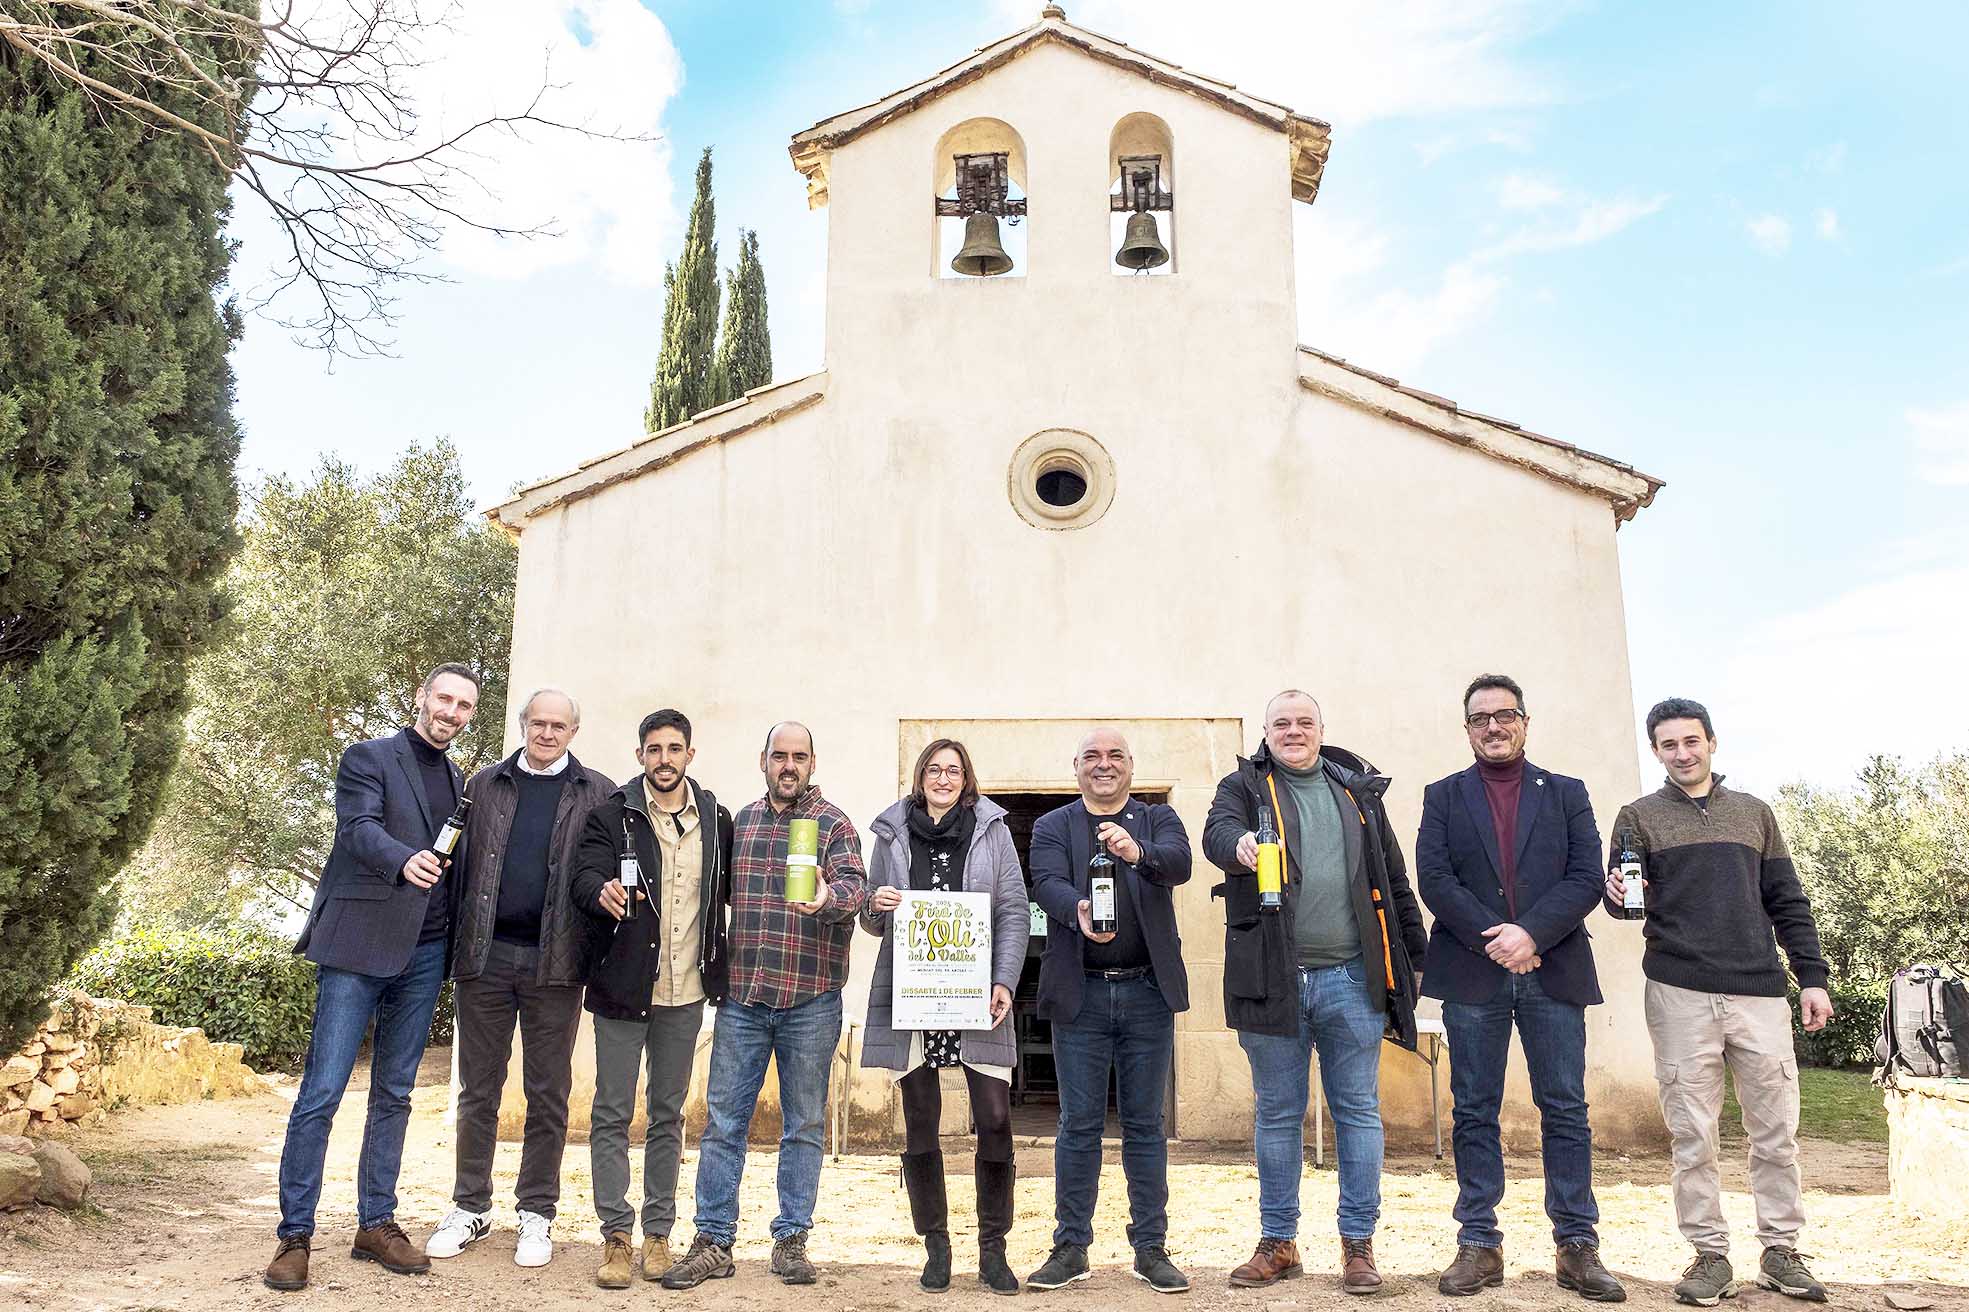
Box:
[489,6,1666,1149]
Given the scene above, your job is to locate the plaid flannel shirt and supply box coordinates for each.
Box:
[726,786,868,1009]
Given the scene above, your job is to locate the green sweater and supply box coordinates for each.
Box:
[1605,778,1829,997]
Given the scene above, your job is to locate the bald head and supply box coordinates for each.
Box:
[761,721,817,810]
[1073,726,1133,811]
[1264,689,1324,769]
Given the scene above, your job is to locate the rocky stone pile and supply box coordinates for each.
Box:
[0,991,264,1137]
[0,1134,90,1211]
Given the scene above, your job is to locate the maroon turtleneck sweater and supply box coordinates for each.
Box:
[1477,754,1526,914]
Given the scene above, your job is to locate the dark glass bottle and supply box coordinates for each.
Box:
[1088,829,1118,935]
[1255,804,1283,912]
[433,795,472,866]
[619,817,641,922]
[1617,828,1646,921]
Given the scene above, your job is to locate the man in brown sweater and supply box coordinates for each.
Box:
[1604,698,1832,1308]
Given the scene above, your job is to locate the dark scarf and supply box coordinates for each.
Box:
[905,800,976,892]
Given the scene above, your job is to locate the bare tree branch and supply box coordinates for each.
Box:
[3,1,658,355]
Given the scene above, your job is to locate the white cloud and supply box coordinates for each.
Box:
[1494,172,1567,210]
[1714,562,1969,791]
[1807,141,1847,173]
[1814,207,1840,240]
[1746,214,1792,256]
[1478,193,1668,260]
[1004,0,1560,129]
[1909,401,1969,486]
[1295,212,1504,377]
[238,1,684,294]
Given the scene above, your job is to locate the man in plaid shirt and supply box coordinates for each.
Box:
[663,721,867,1289]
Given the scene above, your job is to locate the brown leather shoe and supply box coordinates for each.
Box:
[1557,1240,1627,1302]
[352,1220,431,1275]
[1342,1237,1382,1294]
[1439,1244,1505,1296]
[1230,1237,1303,1287]
[264,1235,311,1291]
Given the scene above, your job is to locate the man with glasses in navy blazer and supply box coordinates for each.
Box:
[1415,674,1623,1303]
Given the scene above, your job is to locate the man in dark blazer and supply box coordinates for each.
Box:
[1416,674,1622,1302]
[1026,727,1191,1296]
[265,663,481,1294]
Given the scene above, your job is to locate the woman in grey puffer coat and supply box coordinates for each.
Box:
[860,738,1030,1295]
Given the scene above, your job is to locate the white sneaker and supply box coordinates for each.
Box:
[424,1207,491,1258]
[515,1210,553,1267]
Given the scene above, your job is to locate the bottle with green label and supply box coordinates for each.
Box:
[785,816,820,902]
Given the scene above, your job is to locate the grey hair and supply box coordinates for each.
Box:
[1264,689,1324,726]
[517,687,581,729]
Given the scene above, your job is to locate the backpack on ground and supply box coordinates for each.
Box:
[1874,964,1969,1081]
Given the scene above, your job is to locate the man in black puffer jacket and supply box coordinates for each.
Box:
[1203,690,1426,1298]
[569,709,732,1288]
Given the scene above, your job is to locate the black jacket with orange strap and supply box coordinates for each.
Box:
[1202,742,1428,1046]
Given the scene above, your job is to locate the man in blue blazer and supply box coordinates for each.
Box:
[1416,675,1623,1302]
[1026,728,1191,1296]
[265,663,481,1293]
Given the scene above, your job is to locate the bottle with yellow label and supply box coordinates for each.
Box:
[1255,804,1283,912]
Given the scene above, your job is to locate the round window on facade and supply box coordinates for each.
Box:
[1008,430,1115,530]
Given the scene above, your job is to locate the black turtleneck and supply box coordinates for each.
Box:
[406,727,456,944]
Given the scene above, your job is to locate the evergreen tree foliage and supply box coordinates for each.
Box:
[714,228,773,402]
[125,443,515,928]
[644,147,721,432]
[0,16,252,1050]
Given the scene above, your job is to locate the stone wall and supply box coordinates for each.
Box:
[0,991,265,1135]
[1884,1076,1969,1217]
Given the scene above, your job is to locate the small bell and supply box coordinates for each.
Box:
[1115,210,1169,271]
[951,211,1014,277]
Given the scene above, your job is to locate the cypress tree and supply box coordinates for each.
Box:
[714,229,773,402]
[0,22,249,1049]
[644,147,721,432]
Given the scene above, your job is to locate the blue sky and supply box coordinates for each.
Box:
[224,1,1969,795]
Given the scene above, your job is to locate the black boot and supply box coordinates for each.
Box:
[974,1158,1019,1295]
[901,1151,951,1292]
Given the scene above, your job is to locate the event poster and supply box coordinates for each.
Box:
[891,890,994,1030]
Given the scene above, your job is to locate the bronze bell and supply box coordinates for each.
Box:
[951,211,1013,277]
[1114,210,1169,271]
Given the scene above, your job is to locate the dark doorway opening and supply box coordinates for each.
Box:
[991,787,1170,1139]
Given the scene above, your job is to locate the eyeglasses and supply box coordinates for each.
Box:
[1465,709,1525,729]
[923,765,966,781]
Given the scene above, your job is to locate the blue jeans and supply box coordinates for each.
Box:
[276,938,446,1237]
[691,990,842,1245]
[1237,957,1387,1240]
[1442,970,1598,1247]
[1052,975,1174,1251]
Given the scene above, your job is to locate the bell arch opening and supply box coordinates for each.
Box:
[1109,112,1175,276]
[933,118,1029,279]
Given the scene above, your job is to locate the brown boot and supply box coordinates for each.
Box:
[596,1232,634,1289]
[352,1220,431,1275]
[1439,1244,1505,1296]
[1341,1237,1382,1294]
[264,1235,311,1291]
[1230,1237,1303,1287]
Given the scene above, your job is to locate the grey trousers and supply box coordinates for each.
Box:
[591,1000,705,1240]
[452,939,584,1218]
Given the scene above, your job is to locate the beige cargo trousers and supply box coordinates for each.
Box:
[1644,980,1806,1254]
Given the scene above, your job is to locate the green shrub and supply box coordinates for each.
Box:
[73,926,318,1070]
[1791,978,1887,1069]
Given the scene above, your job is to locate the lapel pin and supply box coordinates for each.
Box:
[1535,778,1544,786]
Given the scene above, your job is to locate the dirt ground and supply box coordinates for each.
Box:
[2,1048,1965,1312]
